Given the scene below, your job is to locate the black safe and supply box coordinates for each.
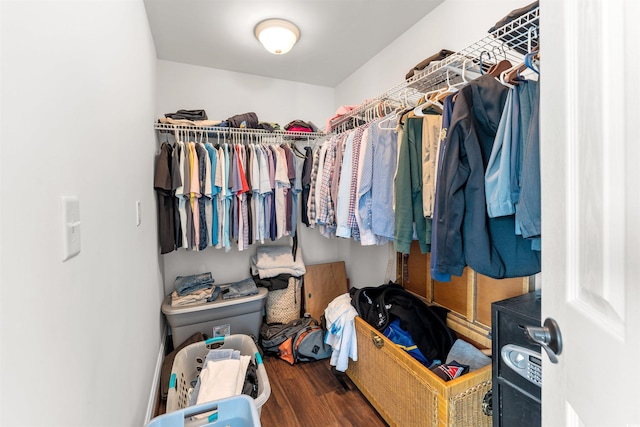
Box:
[492,290,542,427]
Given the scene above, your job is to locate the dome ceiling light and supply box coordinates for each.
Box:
[254,18,300,55]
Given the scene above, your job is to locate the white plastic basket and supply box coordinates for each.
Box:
[146,394,260,427]
[166,335,270,417]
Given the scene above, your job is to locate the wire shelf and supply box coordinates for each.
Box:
[154,122,326,141]
[328,6,539,133]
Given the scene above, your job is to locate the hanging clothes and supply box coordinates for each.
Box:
[421,114,443,218]
[205,142,219,247]
[484,78,540,252]
[301,112,401,247]
[433,74,541,280]
[369,119,398,241]
[317,136,338,238]
[394,115,431,254]
[195,142,210,250]
[515,80,541,250]
[300,146,314,227]
[335,131,355,238]
[430,94,456,282]
[154,142,180,254]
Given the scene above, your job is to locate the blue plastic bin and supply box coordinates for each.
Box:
[146,394,260,427]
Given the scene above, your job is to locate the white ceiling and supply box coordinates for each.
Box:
[143,0,444,87]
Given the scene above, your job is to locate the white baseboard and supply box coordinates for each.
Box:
[144,325,167,425]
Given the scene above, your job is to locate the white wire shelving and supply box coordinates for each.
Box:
[328,6,540,134]
[154,122,327,142]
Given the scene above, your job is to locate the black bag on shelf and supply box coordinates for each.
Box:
[164,109,208,121]
[227,112,259,129]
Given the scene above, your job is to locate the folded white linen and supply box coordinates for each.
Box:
[251,246,306,279]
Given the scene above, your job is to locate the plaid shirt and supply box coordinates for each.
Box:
[318,137,337,227]
[347,126,366,230]
[306,144,322,227]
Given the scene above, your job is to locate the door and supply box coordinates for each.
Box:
[540,0,640,425]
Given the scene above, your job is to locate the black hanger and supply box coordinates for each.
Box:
[291,142,307,159]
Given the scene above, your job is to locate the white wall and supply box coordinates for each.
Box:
[0,1,161,426]
[332,0,531,288]
[335,0,531,106]
[157,60,333,131]
[156,61,340,295]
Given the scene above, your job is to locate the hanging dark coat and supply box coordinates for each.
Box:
[433,74,541,279]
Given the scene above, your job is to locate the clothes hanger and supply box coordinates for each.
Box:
[412,78,449,117]
[501,47,540,87]
[461,57,474,84]
[378,106,402,130]
[488,59,513,78]
[478,50,492,75]
[488,43,513,78]
[450,60,475,103]
[287,137,306,158]
[525,50,540,72]
[434,68,468,103]
[413,93,443,117]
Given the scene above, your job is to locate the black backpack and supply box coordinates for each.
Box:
[260,317,332,365]
[350,282,456,364]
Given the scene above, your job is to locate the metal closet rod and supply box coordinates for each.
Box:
[329,6,540,132]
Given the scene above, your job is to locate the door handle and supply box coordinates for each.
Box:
[524,318,563,364]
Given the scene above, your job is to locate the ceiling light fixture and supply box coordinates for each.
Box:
[254,18,300,55]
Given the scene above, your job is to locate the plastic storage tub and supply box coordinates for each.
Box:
[166,334,271,417]
[162,288,268,348]
[146,394,260,427]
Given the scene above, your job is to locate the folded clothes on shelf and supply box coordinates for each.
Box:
[174,272,215,296]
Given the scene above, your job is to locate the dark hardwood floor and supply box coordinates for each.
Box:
[260,356,388,427]
[153,354,388,427]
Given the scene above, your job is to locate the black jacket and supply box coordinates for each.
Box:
[350,283,456,364]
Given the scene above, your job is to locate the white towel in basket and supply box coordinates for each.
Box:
[195,355,250,406]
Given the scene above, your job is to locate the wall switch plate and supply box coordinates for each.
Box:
[62,196,81,261]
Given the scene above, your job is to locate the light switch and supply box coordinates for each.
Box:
[62,196,81,261]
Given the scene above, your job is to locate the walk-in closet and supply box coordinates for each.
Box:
[1,1,638,427]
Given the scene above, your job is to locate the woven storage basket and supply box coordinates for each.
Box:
[264,277,301,324]
[347,316,492,427]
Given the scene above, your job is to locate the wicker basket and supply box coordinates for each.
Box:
[347,316,492,427]
[264,277,301,324]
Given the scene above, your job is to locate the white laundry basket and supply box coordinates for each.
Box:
[146,394,260,427]
[166,335,270,417]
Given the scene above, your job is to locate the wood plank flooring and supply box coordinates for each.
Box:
[260,355,388,427]
[153,353,388,427]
